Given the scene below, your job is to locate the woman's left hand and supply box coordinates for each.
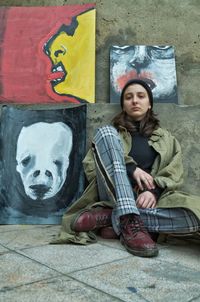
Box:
[136,191,157,209]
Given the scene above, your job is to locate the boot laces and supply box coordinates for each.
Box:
[123,216,147,235]
[96,214,110,227]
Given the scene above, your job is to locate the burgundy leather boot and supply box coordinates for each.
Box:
[120,214,158,257]
[71,208,112,232]
[100,226,119,239]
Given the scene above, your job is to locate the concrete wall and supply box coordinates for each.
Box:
[0,0,200,194]
[87,103,200,195]
[1,0,200,105]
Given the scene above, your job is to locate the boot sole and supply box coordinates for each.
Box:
[120,236,159,258]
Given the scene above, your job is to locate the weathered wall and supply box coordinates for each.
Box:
[87,103,200,195]
[0,0,200,194]
[1,0,200,105]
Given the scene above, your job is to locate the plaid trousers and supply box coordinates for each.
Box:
[92,125,200,235]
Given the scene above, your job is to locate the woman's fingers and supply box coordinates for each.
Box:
[133,168,155,190]
[142,177,153,190]
[136,177,144,191]
[136,191,157,209]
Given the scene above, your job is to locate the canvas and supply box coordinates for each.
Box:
[0,4,95,104]
[110,45,178,104]
[0,105,86,224]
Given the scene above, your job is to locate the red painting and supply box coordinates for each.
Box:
[0,4,95,104]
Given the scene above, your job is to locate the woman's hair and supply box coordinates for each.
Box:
[113,110,160,137]
[112,79,160,137]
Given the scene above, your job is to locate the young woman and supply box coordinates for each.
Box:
[54,79,200,258]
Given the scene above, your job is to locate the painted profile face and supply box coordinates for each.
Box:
[43,9,95,103]
[123,84,151,121]
[16,122,73,200]
[0,5,95,104]
[110,45,177,102]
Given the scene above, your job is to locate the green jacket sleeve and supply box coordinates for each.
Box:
[151,130,184,192]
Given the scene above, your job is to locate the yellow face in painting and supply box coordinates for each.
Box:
[44,9,95,103]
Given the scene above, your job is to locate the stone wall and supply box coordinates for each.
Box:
[0,0,200,195]
[1,0,199,105]
[87,103,200,195]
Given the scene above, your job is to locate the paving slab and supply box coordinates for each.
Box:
[0,225,60,250]
[158,240,200,271]
[0,252,60,291]
[97,237,125,250]
[20,243,130,274]
[0,225,52,233]
[0,244,10,255]
[0,276,121,302]
[70,256,200,302]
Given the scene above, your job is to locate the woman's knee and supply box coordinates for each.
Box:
[94,125,119,140]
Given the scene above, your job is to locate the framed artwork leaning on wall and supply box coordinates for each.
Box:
[0,105,86,224]
[110,45,178,104]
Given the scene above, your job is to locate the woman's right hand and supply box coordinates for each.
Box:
[133,167,155,191]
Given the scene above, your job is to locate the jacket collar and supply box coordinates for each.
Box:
[118,125,164,142]
[150,128,164,142]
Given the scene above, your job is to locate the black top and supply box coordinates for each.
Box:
[126,124,163,200]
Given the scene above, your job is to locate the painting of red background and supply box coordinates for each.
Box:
[0,4,95,104]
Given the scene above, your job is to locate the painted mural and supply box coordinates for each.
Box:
[0,105,86,224]
[0,4,95,104]
[110,45,178,104]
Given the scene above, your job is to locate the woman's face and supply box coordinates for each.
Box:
[122,84,151,121]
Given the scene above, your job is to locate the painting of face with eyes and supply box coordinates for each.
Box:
[16,122,73,201]
[0,105,86,224]
[110,45,178,104]
[0,4,95,104]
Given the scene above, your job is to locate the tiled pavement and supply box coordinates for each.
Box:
[0,225,199,302]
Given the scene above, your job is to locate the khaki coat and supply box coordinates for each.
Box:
[53,127,200,245]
